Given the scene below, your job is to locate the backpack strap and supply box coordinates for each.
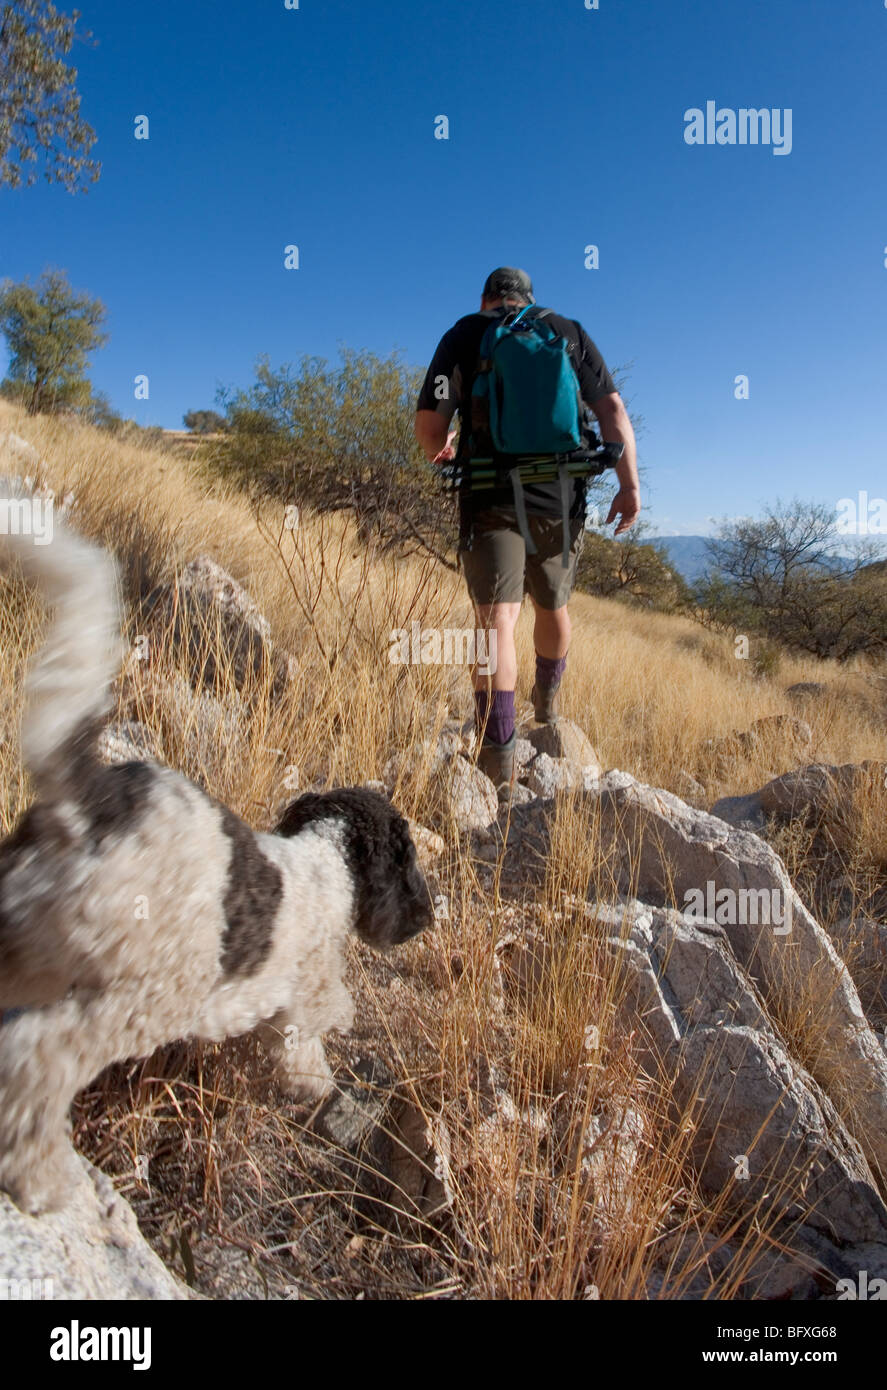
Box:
[508,467,538,556]
[558,461,572,568]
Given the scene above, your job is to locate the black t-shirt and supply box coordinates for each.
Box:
[416,307,616,517]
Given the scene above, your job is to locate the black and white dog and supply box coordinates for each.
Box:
[0,475,431,1214]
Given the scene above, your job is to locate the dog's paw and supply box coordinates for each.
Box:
[274,1035,335,1104]
[284,1071,336,1105]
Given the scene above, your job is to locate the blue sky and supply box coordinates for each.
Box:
[1,0,885,536]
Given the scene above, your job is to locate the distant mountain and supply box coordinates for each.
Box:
[651,535,887,586]
[648,535,717,585]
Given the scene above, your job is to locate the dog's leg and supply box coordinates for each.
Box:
[0,986,180,1215]
[256,1009,334,1103]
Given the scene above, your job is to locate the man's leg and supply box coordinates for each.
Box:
[525,514,585,723]
[533,602,571,659]
[473,601,521,791]
[458,512,526,796]
[531,601,571,723]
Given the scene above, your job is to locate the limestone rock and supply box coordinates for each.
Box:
[711,761,887,834]
[587,771,887,1182]
[443,756,498,833]
[829,917,887,1030]
[674,770,707,809]
[140,555,294,699]
[528,718,602,778]
[599,901,887,1262]
[0,1154,189,1300]
[526,753,580,798]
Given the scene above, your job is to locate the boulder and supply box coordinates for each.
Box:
[442,756,498,833]
[527,718,602,778]
[711,761,887,834]
[702,716,812,779]
[674,770,707,809]
[526,752,580,798]
[597,902,887,1261]
[587,772,887,1182]
[0,1153,189,1300]
[828,917,887,1029]
[140,555,294,699]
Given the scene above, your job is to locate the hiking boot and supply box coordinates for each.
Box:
[531,681,561,725]
[477,732,516,799]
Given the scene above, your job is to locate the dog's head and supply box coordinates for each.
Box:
[274,787,433,949]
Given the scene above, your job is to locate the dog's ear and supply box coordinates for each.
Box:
[274,788,433,948]
[356,804,433,949]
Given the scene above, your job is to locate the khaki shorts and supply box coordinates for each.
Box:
[459,507,585,610]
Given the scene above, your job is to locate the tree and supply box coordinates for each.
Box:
[183,408,226,435]
[212,350,455,564]
[0,268,107,415]
[695,500,887,659]
[0,1,100,192]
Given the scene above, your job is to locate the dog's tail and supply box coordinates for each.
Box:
[0,472,123,797]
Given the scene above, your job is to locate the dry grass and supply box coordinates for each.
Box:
[1,400,885,1300]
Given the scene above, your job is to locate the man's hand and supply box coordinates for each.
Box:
[432,428,458,464]
[606,485,641,535]
[590,393,640,534]
[415,410,457,463]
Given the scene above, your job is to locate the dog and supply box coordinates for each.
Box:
[0,479,432,1214]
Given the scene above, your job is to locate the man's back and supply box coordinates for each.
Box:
[416,305,616,516]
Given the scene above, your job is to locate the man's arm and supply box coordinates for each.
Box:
[415,325,461,463]
[414,410,457,463]
[591,391,640,535]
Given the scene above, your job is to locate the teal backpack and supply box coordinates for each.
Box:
[469,305,585,562]
[470,305,584,456]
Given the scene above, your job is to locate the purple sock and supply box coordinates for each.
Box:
[475,689,515,746]
[535,653,567,689]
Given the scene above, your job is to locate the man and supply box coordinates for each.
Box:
[414,266,640,794]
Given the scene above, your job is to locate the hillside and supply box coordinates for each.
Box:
[1,400,887,1301]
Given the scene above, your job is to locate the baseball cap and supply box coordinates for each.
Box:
[481,266,535,303]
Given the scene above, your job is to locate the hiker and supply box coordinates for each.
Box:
[414,266,640,795]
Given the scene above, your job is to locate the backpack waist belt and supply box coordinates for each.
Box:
[444,443,624,565]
